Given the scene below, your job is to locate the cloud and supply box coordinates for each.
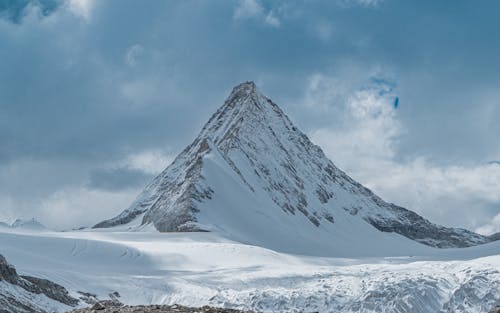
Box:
[233,0,280,27]
[264,11,280,27]
[86,167,151,191]
[39,186,138,229]
[0,0,62,23]
[86,149,173,191]
[124,44,144,67]
[67,0,94,20]
[305,73,500,231]
[314,20,335,43]
[0,148,172,229]
[339,0,383,8]
[234,0,263,20]
[0,0,499,233]
[118,150,174,175]
[476,213,500,235]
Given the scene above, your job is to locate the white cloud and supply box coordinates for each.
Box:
[476,213,500,235]
[339,0,383,8]
[125,44,144,67]
[304,73,500,230]
[39,186,138,230]
[67,0,94,21]
[234,0,263,20]
[38,150,173,229]
[264,12,281,27]
[234,0,280,28]
[119,150,174,175]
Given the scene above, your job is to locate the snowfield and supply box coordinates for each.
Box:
[1,228,499,313]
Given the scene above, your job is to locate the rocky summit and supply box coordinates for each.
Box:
[94,82,497,254]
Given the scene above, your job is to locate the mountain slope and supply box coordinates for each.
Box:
[0,254,77,313]
[95,81,495,252]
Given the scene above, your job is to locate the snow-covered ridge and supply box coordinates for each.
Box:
[95,81,498,252]
[0,218,48,231]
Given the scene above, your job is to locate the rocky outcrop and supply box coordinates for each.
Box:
[0,254,78,312]
[68,303,257,313]
[21,275,79,306]
[0,254,18,284]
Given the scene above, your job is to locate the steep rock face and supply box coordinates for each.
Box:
[0,254,78,313]
[95,82,495,249]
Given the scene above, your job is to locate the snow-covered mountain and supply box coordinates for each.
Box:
[11,218,47,230]
[0,218,48,231]
[95,82,497,253]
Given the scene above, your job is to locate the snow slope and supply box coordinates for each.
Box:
[0,252,76,313]
[95,81,495,252]
[0,228,499,313]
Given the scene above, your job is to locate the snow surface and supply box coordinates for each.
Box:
[1,227,499,313]
[0,280,72,313]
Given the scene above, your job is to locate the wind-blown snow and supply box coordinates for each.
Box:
[0,228,499,313]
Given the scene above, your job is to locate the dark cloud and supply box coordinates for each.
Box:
[87,167,151,192]
[0,0,61,23]
[0,0,499,229]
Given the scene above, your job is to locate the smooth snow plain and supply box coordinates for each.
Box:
[0,226,499,313]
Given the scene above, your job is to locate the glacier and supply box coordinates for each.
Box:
[0,228,499,313]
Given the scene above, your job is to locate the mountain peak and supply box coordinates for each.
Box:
[94,82,496,254]
[198,81,287,147]
[223,81,259,108]
[230,81,257,96]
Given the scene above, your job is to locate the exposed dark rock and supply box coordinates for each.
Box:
[77,291,99,305]
[68,303,258,313]
[365,203,490,248]
[488,233,500,242]
[0,254,18,285]
[22,275,79,306]
[0,254,79,312]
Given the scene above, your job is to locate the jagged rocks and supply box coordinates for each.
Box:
[22,275,79,306]
[0,255,18,284]
[0,254,79,312]
[69,303,258,313]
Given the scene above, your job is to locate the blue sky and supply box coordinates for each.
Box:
[0,0,499,233]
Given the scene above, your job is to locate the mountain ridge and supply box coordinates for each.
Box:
[94,81,497,251]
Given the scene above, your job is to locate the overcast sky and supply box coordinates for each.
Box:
[1,0,499,233]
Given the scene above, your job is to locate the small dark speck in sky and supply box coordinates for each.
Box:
[394,97,399,109]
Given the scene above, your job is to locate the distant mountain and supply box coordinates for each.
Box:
[5,218,48,231]
[95,82,497,254]
[0,218,47,231]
